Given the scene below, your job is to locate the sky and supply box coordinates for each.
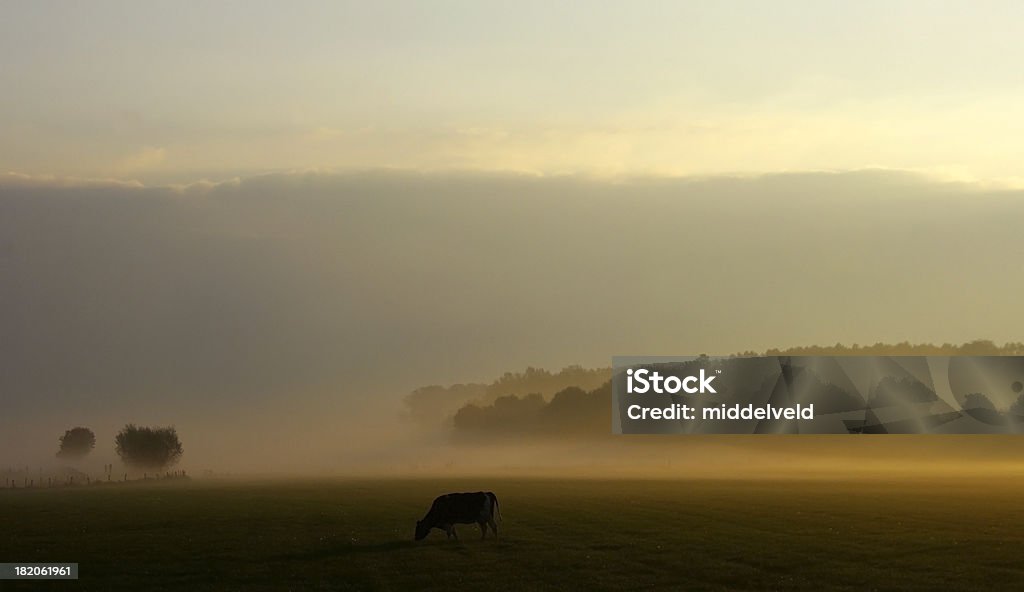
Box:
[3,1,1024,184]
[4,2,1024,471]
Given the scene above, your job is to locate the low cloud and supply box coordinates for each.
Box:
[2,168,1023,470]
[0,172,146,190]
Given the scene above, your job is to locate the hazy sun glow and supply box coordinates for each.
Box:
[4,1,1024,185]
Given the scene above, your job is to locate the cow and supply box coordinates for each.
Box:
[414,491,500,541]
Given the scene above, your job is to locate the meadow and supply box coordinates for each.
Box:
[2,475,1022,591]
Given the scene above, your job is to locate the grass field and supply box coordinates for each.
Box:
[2,475,1023,591]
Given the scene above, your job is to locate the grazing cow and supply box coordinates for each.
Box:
[415,491,500,541]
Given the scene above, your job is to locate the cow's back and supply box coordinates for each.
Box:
[428,491,491,524]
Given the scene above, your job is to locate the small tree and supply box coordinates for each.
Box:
[1010,391,1024,417]
[115,424,183,469]
[57,427,96,459]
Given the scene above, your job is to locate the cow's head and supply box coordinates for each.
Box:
[414,520,430,541]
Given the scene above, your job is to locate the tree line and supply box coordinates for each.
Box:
[57,424,183,470]
[403,365,611,426]
[435,340,1024,439]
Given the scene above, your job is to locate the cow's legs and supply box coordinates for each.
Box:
[487,517,499,540]
[478,521,488,539]
[444,524,459,540]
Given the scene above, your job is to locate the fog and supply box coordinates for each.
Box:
[3,169,1024,475]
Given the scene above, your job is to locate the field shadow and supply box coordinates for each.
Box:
[278,540,417,561]
[278,537,506,562]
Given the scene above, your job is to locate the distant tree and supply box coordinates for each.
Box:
[483,366,610,404]
[453,393,547,434]
[962,393,997,411]
[868,377,938,407]
[451,384,612,438]
[403,382,488,425]
[762,339,1024,357]
[1010,392,1024,417]
[57,427,96,460]
[115,424,183,469]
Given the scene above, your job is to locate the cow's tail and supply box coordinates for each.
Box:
[488,491,502,522]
